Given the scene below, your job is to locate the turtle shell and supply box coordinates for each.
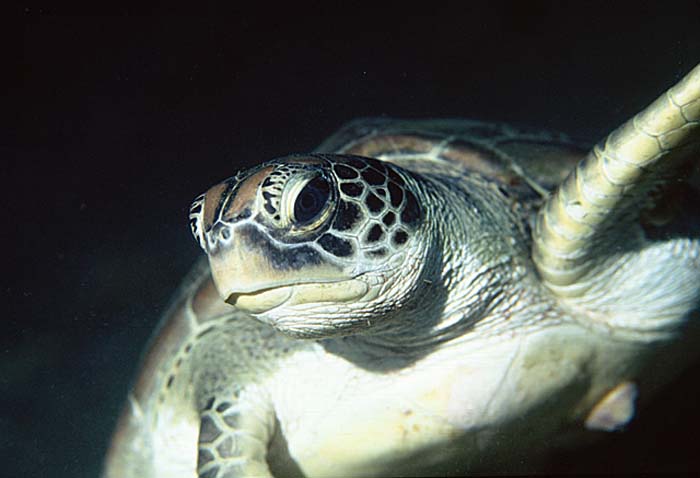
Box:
[316,118,590,199]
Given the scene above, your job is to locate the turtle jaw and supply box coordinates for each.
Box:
[206,221,357,301]
[203,218,430,338]
[225,279,370,315]
[226,286,293,314]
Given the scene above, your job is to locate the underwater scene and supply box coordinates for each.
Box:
[10,5,700,477]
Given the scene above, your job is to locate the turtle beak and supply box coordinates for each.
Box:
[207,228,295,311]
[206,222,352,313]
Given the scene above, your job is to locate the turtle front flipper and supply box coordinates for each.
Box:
[534,64,700,337]
[197,392,275,478]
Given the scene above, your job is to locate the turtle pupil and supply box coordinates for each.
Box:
[294,176,330,224]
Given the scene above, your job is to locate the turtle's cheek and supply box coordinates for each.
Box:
[207,223,351,301]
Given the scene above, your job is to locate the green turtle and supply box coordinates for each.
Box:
[103,64,700,477]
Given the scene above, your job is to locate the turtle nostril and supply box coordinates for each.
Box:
[211,222,232,242]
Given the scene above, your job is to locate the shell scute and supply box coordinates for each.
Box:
[317,118,589,197]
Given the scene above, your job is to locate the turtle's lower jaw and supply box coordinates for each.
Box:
[227,279,369,315]
[227,286,293,313]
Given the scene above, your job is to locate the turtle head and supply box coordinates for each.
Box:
[189,154,427,338]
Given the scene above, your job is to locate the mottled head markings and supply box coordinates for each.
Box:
[325,154,422,261]
[189,193,206,250]
[189,154,423,267]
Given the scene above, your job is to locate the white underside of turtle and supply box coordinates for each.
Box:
[103,64,700,477]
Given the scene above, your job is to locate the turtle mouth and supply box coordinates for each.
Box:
[226,278,370,314]
[226,286,294,313]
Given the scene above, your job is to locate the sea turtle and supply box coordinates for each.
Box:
[103,64,700,477]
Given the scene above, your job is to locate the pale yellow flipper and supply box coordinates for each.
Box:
[534,64,700,298]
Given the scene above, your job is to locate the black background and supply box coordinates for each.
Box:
[8,5,700,476]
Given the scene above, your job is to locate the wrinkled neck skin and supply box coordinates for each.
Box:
[324,172,558,368]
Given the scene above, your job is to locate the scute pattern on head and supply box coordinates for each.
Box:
[260,167,291,218]
[189,154,424,270]
[324,155,423,261]
[189,165,268,253]
[189,193,206,250]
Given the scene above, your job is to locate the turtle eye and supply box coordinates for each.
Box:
[293,175,330,225]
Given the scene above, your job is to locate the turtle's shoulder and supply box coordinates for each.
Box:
[318,117,589,194]
[104,258,308,476]
[130,258,303,409]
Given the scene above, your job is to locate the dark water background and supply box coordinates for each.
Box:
[8,5,700,476]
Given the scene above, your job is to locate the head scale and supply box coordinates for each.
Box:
[189,154,426,338]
